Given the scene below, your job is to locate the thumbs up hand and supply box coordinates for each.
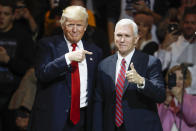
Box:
[126,62,144,85]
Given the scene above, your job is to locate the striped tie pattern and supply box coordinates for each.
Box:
[115,58,126,127]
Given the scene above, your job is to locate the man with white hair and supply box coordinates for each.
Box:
[93,18,165,131]
[31,5,102,131]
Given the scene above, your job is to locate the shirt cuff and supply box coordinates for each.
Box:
[65,53,71,65]
[137,77,145,89]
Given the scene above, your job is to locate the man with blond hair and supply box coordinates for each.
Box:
[31,6,102,131]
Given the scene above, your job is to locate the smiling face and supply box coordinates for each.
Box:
[114,23,139,57]
[61,18,87,43]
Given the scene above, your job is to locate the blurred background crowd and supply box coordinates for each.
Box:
[0,0,196,130]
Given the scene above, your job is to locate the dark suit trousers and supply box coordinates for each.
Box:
[63,107,86,131]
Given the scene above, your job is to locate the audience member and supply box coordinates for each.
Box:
[177,0,196,21]
[44,7,62,36]
[92,0,121,53]
[14,0,38,41]
[154,6,196,94]
[120,0,160,45]
[0,0,36,130]
[8,68,37,131]
[134,11,158,55]
[158,65,196,131]
[153,0,181,17]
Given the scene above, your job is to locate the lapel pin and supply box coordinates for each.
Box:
[90,58,93,61]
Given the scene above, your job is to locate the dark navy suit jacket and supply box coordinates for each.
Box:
[93,50,165,131]
[31,35,102,131]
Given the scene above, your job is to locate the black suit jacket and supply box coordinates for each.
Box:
[31,35,102,131]
[93,50,165,131]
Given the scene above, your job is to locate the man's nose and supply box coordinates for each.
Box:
[72,25,77,32]
[120,37,125,42]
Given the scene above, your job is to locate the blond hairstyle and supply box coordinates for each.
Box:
[60,5,88,26]
[165,65,192,88]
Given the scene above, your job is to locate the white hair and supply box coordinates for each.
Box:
[115,19,138,36]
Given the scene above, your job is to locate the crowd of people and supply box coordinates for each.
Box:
[0,0,196,131]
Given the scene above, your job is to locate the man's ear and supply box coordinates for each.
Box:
[61,22,66,30]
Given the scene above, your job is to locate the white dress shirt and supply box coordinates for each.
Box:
[115,49,135,84]
[64,37,88,108]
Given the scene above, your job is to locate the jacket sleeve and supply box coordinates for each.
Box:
[35,39,70,83]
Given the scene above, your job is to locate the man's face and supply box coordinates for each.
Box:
[0,5,14,32]
[15,1,26,20]
[114,24,139,57]
[182,14,196,40]
[61,18,87,43]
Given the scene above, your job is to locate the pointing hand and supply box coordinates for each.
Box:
[68,49,93,62]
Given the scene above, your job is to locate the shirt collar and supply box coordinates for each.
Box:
[117,48,135,65]
[63,35,83,49]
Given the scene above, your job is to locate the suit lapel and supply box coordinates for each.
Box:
[111,54,118,91]
[56,35,69,57]
[82,41,95,99]
[83,41,93,76]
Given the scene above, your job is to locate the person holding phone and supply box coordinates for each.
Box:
[158,65,196,131]
[15,0,38,39]
[154,6,196,94]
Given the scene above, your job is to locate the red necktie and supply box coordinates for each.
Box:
[70,43,80,125]
[115,58,126,127]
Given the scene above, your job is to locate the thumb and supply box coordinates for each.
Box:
[83,50,93,55]
[130,62,135,71]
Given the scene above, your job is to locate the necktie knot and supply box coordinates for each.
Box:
[121,58,126,65]
[72,43,77,51]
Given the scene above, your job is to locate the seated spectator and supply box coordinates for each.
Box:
[158,65,196,131]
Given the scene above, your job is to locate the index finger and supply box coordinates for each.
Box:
[83,50,93,55]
